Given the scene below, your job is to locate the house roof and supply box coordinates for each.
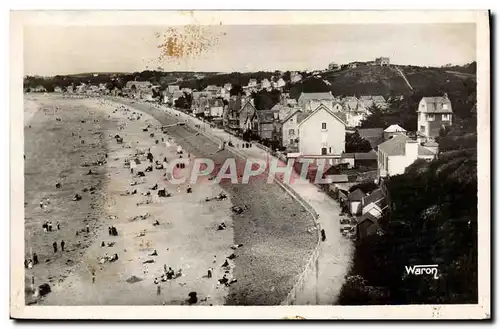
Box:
[372,96,386,103]
[344,96,358,102]
[421,97,453,113]
[384,124,407,133]
[228,97,242,113]
[324,174,349,183]
[239,100,257,113]
[256,109,280,123]
[418,146,435,156]
[360,96,372,100]
[355,150,378,160]
[298,92,335,101]
[204,85,220,92]
[348,189,366,201]
[358,128,384,148]
[209,98,224,107]
[280,107,301,124]
[297,104,348,127]
[362,188,385,207]
[172,90,184,98]
[424,141,439,147]
[357,212,379,225]
[377,134,412,156]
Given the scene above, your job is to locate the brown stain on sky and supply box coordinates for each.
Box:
[156,23,223,65]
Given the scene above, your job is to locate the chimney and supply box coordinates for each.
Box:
[405,140,418,159]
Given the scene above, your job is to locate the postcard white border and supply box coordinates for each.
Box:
[10,10,490,320]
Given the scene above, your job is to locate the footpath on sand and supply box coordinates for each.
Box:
[151,102,354,305]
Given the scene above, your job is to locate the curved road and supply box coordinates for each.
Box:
[111,98,354,305]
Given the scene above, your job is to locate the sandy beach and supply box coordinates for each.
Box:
[24,94,316,306]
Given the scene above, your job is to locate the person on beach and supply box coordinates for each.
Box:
[33,253,38,265]
[61,240,65,252]
[147,152,154,163]
[130,159,137,174]
[39,201,44,209]
[321,229,327,242]
[43,222,48,233]
[47,221,52,232]
[56,221,60,230]
[108,227,112,236]
[91,269,96,284]
[52,241,58,253]
[207,267,213,278]
[86,224,90,233]
[213,255,217,264]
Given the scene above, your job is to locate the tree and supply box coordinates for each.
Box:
[230,85,244,96]
[345,132,372,153]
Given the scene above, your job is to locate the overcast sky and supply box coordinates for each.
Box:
[24,24,476,76]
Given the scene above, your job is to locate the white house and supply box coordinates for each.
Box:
[261,79,271,90]
[281,109,303,149]
[377,134,436,178]
[276,78,286,89]
[383,124,407,140]
[361,188,388,219]
[298,92,336,112]
[417,95,453,141]
[298,104,347,156]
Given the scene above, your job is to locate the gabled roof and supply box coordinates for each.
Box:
[360,95,372,100]
[297,104,347,127]
[239,100,257,113]
[298,92,335,102]
[357,212,379,225]
[280,108,302,124]
[348,188,366,201]
[420,97,453,113]
[384,124,407,133]
[377,134,411,156]
[362,188,385,207]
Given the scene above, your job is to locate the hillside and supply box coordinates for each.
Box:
[321,65,413,97]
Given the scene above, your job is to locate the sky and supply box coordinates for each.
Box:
[23,24,476,76]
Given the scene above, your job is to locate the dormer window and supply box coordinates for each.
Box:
[427,114,435,121]
[443,103,449,110]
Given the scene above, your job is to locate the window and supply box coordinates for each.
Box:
[442,114,450,121]
[288,129,295,136]
[321,147,327,155]
[321,122,327,130]
[442,104,448,110]
[290,139,294,145]
[420,125,425,133]
[290,118,294,123]
[427,114,435,121]
[329,147,332,153]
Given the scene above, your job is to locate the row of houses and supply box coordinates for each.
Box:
[328,57,390,71]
